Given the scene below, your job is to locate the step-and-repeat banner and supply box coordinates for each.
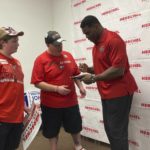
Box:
[71,0,150,150]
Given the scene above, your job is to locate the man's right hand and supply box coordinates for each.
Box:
[57,85,71,95]
[79,63,89,72]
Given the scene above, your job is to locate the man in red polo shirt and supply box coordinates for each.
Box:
[79,15,137,150]
[31,31,86,150]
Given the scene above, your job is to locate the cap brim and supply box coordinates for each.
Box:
[8,31,24,37]
[17,31,24,36]
[53,38,65,45]
[56,38,65,43]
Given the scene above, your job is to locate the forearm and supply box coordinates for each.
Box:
[94,67,124,81]
[35,82,58,92]
[74,79,84,89]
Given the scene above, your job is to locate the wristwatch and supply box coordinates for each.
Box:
[90,74,96,83]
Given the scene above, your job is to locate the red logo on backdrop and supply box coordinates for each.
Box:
[120,13,141,21]
[141,76,150,81]
[74,20,81,25]
[85,86,98,90]
[86,3,101,11]
[130,63,142,68]
[128,140,139,147]
[74,38,86,43]
[73,0,86,7]
[129,114,140,120]
[142,23,150,28]
[86,47,93,50]
[85,106,100,112]
[140,129,150,137]
[101,8,119,16]
[141,103,150,108]
[125,38,141,44]
[142,49,150,55]
[83,126,99,133]
[75,57,86,62]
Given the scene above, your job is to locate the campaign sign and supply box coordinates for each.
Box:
[24,91,40,108]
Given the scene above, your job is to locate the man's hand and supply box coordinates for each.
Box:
[81,74,95,85]
[24,107,32,115]
[57,85,71,95]
[79,63,89,72]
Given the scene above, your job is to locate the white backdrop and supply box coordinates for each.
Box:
[0,0,52,91]
[70,0,150,149]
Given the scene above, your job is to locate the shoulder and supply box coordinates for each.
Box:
[107,31,125,47]
[34,51,47,62]
[13,58,22,66]
[62,50,73,58]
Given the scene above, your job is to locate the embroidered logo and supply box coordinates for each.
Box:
[63,54,68,58]
[99,46,105,52]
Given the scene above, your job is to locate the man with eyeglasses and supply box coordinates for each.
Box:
[31,31,87,150]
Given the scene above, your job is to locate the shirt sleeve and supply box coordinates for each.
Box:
[73,61,80,76]
[31,57,44,84]
[109,37,127,68]
[69,53,80,76]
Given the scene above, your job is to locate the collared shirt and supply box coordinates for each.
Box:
[31,50,80,108]
[0,53,24,123]
[93,29,137,99]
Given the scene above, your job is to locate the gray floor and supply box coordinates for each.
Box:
[18,128,110,150]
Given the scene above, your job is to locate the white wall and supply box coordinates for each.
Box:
[0,0,52,90]
[50,0,75,54]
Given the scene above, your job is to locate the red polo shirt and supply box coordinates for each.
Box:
[93,29,137,99]
[31,50,80,108]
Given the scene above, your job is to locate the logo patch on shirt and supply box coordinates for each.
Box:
[0,59,8,64]
[99,46,105,52]
[63,54,68,58]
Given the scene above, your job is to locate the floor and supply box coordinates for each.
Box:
[18,128,110,150]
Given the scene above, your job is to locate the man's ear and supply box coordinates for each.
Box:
[0,40,5,46]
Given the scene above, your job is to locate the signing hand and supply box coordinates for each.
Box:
[81,74,94,85]
[79,63,89,72]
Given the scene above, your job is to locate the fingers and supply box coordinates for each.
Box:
[57,85,71,95]
[79,63,88,72]
[80,74,94,85]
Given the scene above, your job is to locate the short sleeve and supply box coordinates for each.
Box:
[68,53,80,76]
[31,57,45,84]
[109,38,127,68]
